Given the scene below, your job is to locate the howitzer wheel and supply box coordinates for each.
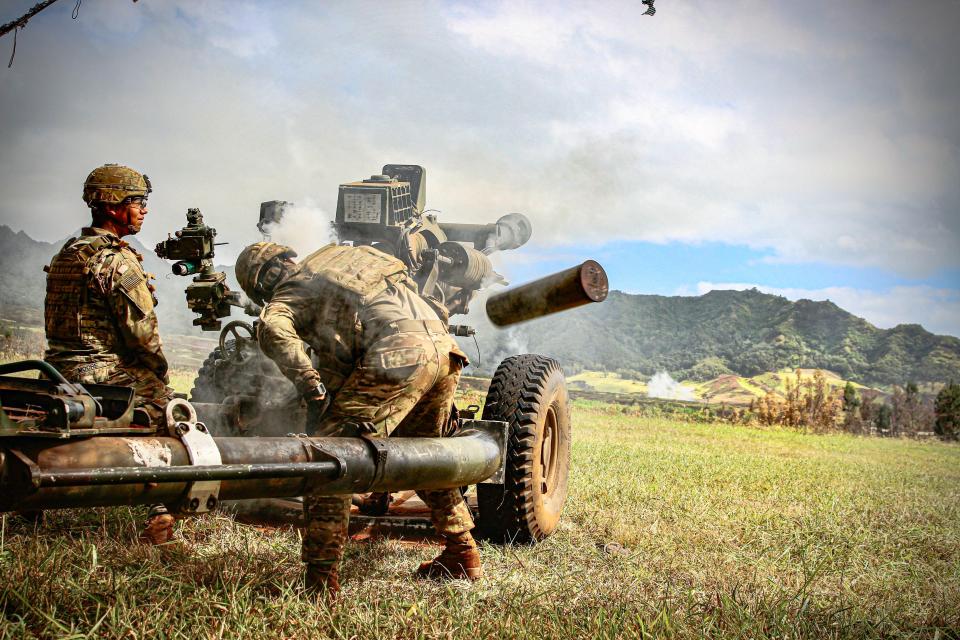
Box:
[190,346,227,403]
[476,354,571,543]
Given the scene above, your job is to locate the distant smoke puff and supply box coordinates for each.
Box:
[259,200,333,257]
[503,327,529,355]
[647,371,697,401]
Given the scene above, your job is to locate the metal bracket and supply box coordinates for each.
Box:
[291,434,347,481]
[358,427,389,491]
[460,419,508,485]
[8,447,42,491]
[168,398,222,513]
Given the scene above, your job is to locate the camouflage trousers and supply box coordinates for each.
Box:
[102,365,173,426]
[302,331,474,570]
[57,359,174,426]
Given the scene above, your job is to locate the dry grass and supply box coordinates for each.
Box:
[2,403,959,639]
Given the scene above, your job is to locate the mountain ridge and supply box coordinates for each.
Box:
[466,288,960,386]
[0,225,956,386]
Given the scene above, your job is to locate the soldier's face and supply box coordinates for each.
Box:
[123,197,148,234]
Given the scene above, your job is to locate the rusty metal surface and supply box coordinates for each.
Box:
[486,260,609,327]
[1,419,507,513]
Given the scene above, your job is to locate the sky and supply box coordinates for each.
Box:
[0,0,958,336]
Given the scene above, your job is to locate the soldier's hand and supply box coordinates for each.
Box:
[304,381,327,402]
[304,381,331,420]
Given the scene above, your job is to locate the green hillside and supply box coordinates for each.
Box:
[469,289,960,387]
[565,368,878,407]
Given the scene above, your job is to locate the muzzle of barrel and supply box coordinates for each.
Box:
[485,260,608,327]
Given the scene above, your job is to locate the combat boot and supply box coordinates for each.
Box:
[304,563,341,601]
[358,491,392,516]
[139,512,175,545]
[416,530,482,581]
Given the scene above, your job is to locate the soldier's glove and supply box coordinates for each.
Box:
[303,381,331,418]
[304,381,327,402]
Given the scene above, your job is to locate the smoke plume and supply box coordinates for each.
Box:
[258,200,335,258]
[646,371,697,402]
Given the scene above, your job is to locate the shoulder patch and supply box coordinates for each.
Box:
[119,268,146,292]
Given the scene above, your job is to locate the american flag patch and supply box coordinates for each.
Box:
[119,268,145,292]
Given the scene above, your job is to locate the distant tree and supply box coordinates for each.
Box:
[754,370,841,433]
[843,382,860,412]
[809,370,842,433]
[842,382,864,434]
[934,382,960,441]
[876,403,892,434]
[891,381,936,437]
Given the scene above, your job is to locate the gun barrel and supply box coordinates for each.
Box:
[486,260,608,327]
[0,421,505,512]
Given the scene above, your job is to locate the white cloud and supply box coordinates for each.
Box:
[0,0,957,280]
[689,281,960,338]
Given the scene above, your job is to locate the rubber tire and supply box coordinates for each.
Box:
[475,354,571,543]
[189,345,227,403]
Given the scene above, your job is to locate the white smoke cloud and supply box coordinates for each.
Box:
[503,327,529,356]
[646,371,697,402]
[257,200,335,258]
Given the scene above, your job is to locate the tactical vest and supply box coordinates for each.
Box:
[278,244,407,305]
[270,244,411,360]
[283,243,409,301]
[44,234,125,362]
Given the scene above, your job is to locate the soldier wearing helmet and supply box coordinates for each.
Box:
[43,164,176,544]
[235,240,479,598]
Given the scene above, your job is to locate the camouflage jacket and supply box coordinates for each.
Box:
[44,227,169,384]
[258,243,464,393]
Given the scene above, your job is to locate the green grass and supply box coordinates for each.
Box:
[568,370,649,394]
[168,369,198,396]
[2,403,959,638]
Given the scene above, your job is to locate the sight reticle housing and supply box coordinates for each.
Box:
[332,165,532,316]
[155,208,235,331]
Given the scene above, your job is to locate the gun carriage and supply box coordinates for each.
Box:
[1,166,608,545]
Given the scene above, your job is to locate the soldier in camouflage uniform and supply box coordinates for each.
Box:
[235,241,481,598]
[44,164,176,544]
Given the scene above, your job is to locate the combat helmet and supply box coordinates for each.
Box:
[236,241,297,305]
[82,164,152,207]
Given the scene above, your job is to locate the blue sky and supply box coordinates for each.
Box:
[0,0,958,335]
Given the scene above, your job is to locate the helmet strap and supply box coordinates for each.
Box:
[94,202,134,236]
[256,257,290,301]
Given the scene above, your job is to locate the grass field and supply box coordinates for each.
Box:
[2,401,957,639]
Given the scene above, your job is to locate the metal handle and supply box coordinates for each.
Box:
[0,359,70,384]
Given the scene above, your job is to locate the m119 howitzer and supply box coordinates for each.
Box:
[147,165,608,542]
[0,361,505,519]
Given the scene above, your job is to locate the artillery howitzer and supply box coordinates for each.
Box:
[0,361,506,521]
[147,165,607,541]
[0,267,606,549]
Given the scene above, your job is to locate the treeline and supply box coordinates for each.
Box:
[746,370,959,440]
